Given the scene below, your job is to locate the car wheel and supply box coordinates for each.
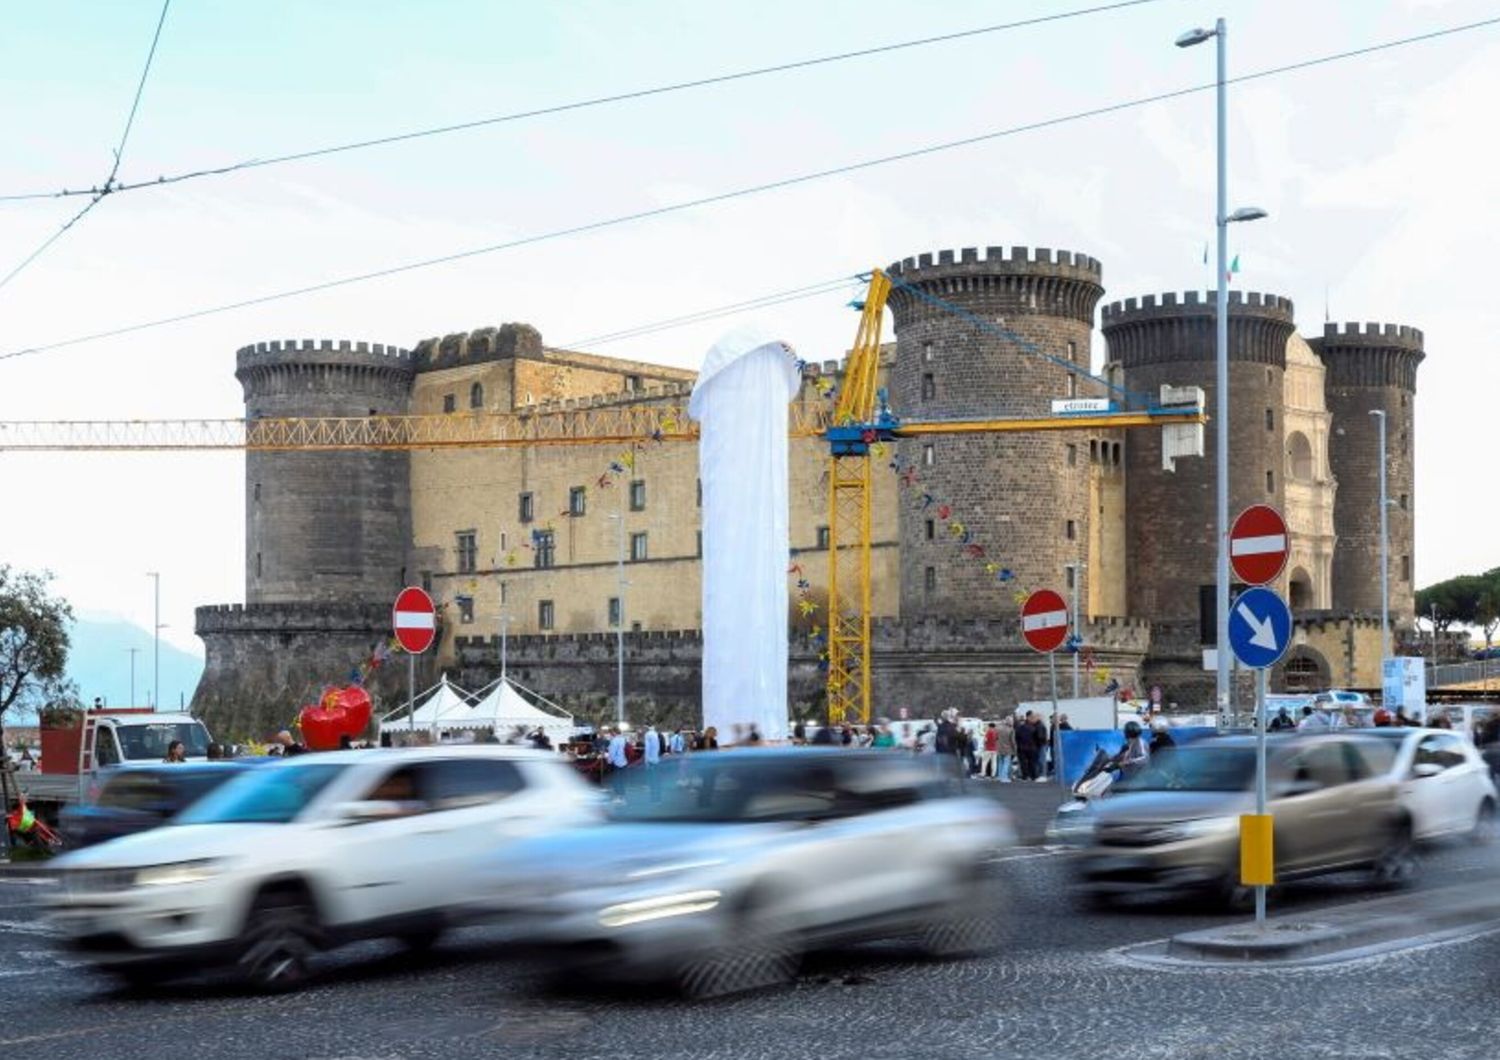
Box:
[915,864,1003,958]
[1370,823,1419,889]
[1472,801,1497,844]
[397,927,445,953]
[675,890,799,1000]
[237,890,318,993]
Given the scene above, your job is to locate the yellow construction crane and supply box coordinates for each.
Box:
[0,277,1203,725]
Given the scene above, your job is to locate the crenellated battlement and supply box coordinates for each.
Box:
[1100,289,1295,324]
[889,245,1103,278]
[235,338,413,372]
[1101,290,1297,370]
[1310,321,1425,391]
[412,323,544,371]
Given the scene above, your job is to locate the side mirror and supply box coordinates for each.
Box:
[333,800,409,824]
[1412,762,1443,780]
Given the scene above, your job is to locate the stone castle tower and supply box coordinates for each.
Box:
[886,247,1104,618]
[1311,322,1425,624]
[1101,291,1297,619]
[194,339,420,738]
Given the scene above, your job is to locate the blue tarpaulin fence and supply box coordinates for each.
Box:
[1058,727,1220,787]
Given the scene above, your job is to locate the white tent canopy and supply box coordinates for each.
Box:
[386,675,476,729]
[462,677,574,742]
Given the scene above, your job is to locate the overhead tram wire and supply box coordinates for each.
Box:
[2,14,1497,364]
[0,0,1165,205]
[0,0,172,294]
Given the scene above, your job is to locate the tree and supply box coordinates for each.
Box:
[0,566,76,754]
[1417,569,1500,651]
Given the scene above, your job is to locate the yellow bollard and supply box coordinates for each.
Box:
[1240,814,1274,886]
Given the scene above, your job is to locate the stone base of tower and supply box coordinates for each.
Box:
[193,603,434,741]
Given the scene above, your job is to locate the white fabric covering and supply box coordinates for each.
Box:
[464,678,575,742]
[402,675,476,728]
[688,324,800,743]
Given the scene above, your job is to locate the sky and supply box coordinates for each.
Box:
[1,0,1497,665]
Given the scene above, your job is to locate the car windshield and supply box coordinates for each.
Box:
[115,722,210,760]
[176,763,347,825]
[608,758,848,824]
[1115,746,1255,792]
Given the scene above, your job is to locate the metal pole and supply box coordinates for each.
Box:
[1255,665,1268,926]
[1430,604,1438,673]
[1371,409,1390,660]
[1049,651,1062,787]
[148,572,161,711]
[500,615,509,683]
[616,511,626,729]
[408,651,415,733]
[1214,16,1232,728]
[1070,564,1081,699]
[127,647,138,708]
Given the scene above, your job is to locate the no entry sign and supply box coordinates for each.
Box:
[392,586,437,654]
[1021,589,1070,653]
[1230,504,1290,586]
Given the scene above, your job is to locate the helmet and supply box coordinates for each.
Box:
[1123,721,1142,738]
[1373,708,1393,727]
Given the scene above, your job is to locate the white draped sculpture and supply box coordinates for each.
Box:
[688,325,800,744]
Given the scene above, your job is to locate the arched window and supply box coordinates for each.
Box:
[469,382,484,409]
[1283,653,1323,692]
[1288,567,1314,610]
[1287,431,1314,481]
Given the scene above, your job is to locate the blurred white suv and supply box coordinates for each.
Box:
[48,747,599,990]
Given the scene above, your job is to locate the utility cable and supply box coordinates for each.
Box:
[0,0,171,294]
[0,0,1163,204]
[2,14,1496,363]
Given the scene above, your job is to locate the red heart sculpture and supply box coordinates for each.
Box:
[298,685,374,751]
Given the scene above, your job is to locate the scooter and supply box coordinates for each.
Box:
[1046,746,1126,844]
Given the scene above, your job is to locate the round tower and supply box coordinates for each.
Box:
[236,339,416,605]
[1101,290,1297,621]
[886,246,1104,618]
[1309,321,1424,625]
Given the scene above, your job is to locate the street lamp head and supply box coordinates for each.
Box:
[1227,207,1268,223]
[1175,27,1216,48]
[1369,409,1387,420]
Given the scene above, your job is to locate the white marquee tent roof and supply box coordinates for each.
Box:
[461,678,574,738]
[396,675,477,728]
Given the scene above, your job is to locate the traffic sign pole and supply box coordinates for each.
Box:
[1049,651,1061,788]
[1255,666,1268,925]
[408,651,415,734]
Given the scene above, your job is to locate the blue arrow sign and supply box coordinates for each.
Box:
[1227,586,1293,670]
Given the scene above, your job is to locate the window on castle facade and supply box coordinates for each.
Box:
[630,480,647,511]
[456,531,477,574]
[925,519,935,541]
[1065,520,1077,541]
[608,597,621,627]
[816,526,830,549]
[442,393,456,413]
[421,571,433,594]
[1067,373,1077,398]
[1067,341,1077,362]
[458,596,474,624]
[1402,555,1412,582]
[1400,493,1409,511]
[1066,566,1077,590]
[519,492,534,523]
[922,342,934,362]
[569,486,587,517]
[539,600,555,630]
[470,382,484,409]
[1266,470,1275,494]
[921,373,936,401]
[696,479,702,507]
[533,530,555,569]
[630,532,649,562]
[924,566,936,593]
[1066,444,1077,468]
[1265,408,1274,431]
[624,375,641,392]
[922,444,935,467]
[253,482,261,502]
[255,552,262,578]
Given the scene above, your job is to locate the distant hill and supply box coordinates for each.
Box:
[53,615,204,716]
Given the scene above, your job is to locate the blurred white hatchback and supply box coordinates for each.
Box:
[47,747,599,990]
[1363,728,1498,841]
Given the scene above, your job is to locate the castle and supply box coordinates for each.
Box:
[192,245,1423,738]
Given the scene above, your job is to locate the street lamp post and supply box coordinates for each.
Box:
[126,647,139,708]
[1066,562,1084,698]
[1371,409,1391,660]
[608,511,627,729]
[498,611,512,683]
[1177,19,1267,727]
[146,572,161,710]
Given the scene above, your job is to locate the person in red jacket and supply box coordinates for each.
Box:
[980,723,1000,779]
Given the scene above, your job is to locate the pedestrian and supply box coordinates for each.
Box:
[275,729,307,756]
[1014,711,1041,781]
[1057,713,1074,732]
[606,727,630,797]
[1118,721,1150,777]
[337,734,354,751]
[841,725,854,747]
[670,728,687,754]
[1268,706,1296,732]
[1431,711,1454,730]
[1148,719,1175,755]
[1373,708,1393,728]
[643,724,661,765]
[1396,706,1420,728]
[979,723,999,779]
[530,728,553,751]
[811,724,834,745]
[996,716,1016,782]
[16,745,36,771]
[163,740,186,763]
[1296,706,1326,733]
[872,723,896,748]
[792,719,807,745]
[700,726,720,751]
[1036,715,1052,782]
[747,724,763,744]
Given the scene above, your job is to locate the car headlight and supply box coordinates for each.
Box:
[1158,817,1239,843]
[134,859,224,887]
[598,890,722,928]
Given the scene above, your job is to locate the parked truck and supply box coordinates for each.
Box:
[9,708,214,816]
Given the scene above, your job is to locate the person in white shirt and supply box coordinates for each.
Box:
[606,728,629,797]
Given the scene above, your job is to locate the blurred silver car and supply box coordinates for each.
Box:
[485,749,1016,997]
